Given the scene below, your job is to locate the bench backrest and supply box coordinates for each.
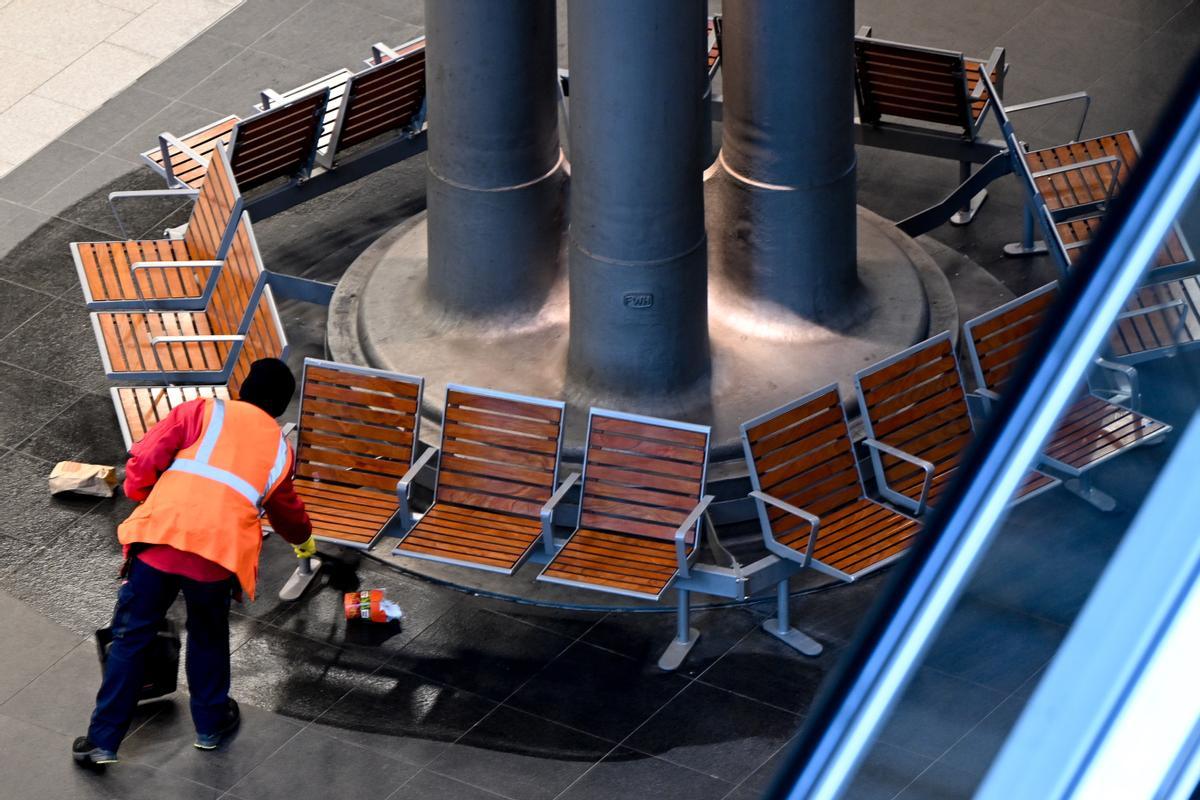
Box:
[294,359,423,495]
[742,385,863,538]
[434,385,566,519]
[578,410,710,545]
[854,34,975,133]
[856,332,974,484]
[182,142,242,260]
[227,283,288,397]
[706,16,721,80]
[202,212,265,336]
[330,37,426,160]
[228,87,329,190]
[963,283,1059,394]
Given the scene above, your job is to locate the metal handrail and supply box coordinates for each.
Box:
[768,53,1200,800]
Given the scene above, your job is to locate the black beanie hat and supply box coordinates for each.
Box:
[238,358,296,418]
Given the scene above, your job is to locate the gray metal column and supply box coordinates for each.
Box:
[424,0,564,316]
[710,1,858,323]
[566,0,710,395]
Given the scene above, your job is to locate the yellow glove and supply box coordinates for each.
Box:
[292,536,317,559]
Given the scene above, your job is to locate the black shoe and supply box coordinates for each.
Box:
[72,737,118,769]
[194,698,240,750]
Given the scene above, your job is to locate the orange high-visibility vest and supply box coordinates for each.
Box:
[118,398,292,600]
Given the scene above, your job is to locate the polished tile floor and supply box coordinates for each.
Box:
[0,0,1198,798]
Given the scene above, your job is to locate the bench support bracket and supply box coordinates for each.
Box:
[763,581,823,657]
[657,589,699,672]
[1063,473,1118,513]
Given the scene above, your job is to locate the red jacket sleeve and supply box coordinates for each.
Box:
[123,399,207,502]
[264,469,312,545]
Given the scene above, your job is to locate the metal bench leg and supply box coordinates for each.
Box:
[1004,205,1049,257]
[950,161,989,226]
[1063,472,1117,512]
[657,589,700,671]
[762,581,823,657]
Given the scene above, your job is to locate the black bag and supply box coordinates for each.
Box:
[95,620,181,702]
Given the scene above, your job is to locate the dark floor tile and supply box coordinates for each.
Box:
[506,640,690,742]
[0,214,111,296]
[0,589,85,704]
[473,596,602,640]
[427,705,614,800]
[894,758,980,800]
[389,604,574,702]
[697,622,847,716]
[121,699,303,791]
[204,0,314,47]
[0,278,54,339]
[923,595,1065,695]
[0,141,101,206]
[17,392,128,465]
[0,638,158,740]
[0,364,83,449]
[846,741,937,800]
[0,711,222,799]
[311,664,497,768]
[227,623,379,722]
[0,448,101,546]
[1,299,111,393]
[876,667,1008,761]
[625,681,801,785]
[386,769,506,800]
[581,605,762,677]
[181,48,319,117]
[559,746,732,800]
[229,725,416,800]
[936,691,1030,777]
[61,88,174,157]
[0,199,52,263]
[1064,0,1192,28]
[254,1,422,74]
[134,34,248,98]
[33,156,182,239]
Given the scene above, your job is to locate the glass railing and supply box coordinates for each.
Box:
[765,54,1200,800]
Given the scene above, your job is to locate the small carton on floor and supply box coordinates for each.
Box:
[48,461,118,498]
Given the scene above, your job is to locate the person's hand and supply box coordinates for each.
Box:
[292,536,317,559]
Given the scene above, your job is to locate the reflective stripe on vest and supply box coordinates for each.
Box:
[166,400,287,510]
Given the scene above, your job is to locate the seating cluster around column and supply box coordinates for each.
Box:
[56,22,1190,670]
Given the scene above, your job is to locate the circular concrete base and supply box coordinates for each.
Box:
[329,206,954,459]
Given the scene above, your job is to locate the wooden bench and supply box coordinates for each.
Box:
[292,359,424,550]
[90,212,269,383]
[322,36,426,170]
[855,332,1060,514]
[109,285,289,449]
[538,409,714,670]
[741,384,921,656]
[1107,275,1200,364]
[74,142,243,311]
[392,385,568,573]
[964,284,1171,511]
[855,27,1008,225]
[256,70,353,165]
[142,86,329,192]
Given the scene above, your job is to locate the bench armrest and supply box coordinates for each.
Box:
[259,88,286,109]
[131,260,222,272]
[1092,357,1140,410]
[1006,91,1091,143]
[539,471,580,556]
[674,495,715,579]
[750,490,819,568]
[370,42,399,65]
[158,132,209,189]
[1036,156,1121,213]
[150,334,243,346]
[281,422,296,439]
[395,445,438,532]
[863,437,935,516]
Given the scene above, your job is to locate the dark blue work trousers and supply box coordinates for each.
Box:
[88,557,233,752]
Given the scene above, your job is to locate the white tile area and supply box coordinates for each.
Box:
[0,0,242,179]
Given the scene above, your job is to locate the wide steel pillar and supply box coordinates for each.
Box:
[424,0,564,316]
[711,1,858,322]
[566,0,710,395]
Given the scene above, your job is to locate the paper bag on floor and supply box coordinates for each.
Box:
[48,461,118,498]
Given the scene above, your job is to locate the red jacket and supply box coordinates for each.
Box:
[124,399,312,585]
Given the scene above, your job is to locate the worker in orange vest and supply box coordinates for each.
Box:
[74,358,315,769]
